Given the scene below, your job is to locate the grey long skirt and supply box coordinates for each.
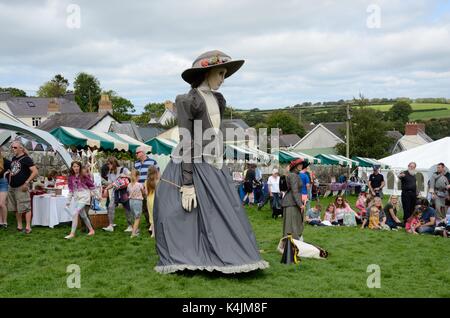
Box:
[153,160,269,274]
[283,206,304,240]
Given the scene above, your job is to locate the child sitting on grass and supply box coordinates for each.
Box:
[128,169,146,238]
[405,208,422,234]
[368,206,381,229]
[355,191,368,218]
[306,204,324,226]
[323,203,339,226]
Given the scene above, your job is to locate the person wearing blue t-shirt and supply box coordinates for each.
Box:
[298,163,311,210]
[418,198,436,234]
[135,146,159,234]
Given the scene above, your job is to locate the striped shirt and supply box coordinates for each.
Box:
[135,156,159,184]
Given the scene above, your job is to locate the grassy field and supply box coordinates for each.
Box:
[236,103,450,121]
[1,195,449,298]
[368,103,450,120]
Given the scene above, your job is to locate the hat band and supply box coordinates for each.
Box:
[193,55,231,68]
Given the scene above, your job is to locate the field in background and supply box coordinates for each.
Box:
[235,103,450,121]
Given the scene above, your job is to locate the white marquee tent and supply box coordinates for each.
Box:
[370,137,450,197]
[379,137,449,170]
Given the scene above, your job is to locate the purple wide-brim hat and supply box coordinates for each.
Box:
[181,50,244,84]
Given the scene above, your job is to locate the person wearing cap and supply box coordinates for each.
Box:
[368,165,385,198]
[134,145,159,234]
[281,159,305,240]
[267,168,282,218]
[153,50,269,274]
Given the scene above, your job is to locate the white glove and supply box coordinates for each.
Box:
[180,185,197,212]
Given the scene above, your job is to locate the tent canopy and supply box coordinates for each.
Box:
[0,119,72,167]
[315,154,359,167]
[352,156,389,169]
[274,150,321,164]
[145,137,177,155]
[51,126,151,154]
[225,144,274,163]
[379,137,449,169]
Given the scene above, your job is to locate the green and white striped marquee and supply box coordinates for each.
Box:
[352,156,390,169]
[50,127,152,154]
[314,154,360,167]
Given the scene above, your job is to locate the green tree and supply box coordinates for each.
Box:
[335,108,394,158]
[240,110,265,127]
[132,102,165,125]
[0,87,26,97]
[102,90,135,121]
[265,111,305,137]
[37,74,69,98]
[74,72,102,112]
[385,100,413,123]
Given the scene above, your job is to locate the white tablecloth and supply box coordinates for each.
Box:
[32,195,74,228]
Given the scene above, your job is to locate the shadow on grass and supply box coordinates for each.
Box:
[175,268,267,281]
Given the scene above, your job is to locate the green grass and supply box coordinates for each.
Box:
[1,195,449,298]
[408,109,450,120]
[367,103,450,112]
[367,103,450,120]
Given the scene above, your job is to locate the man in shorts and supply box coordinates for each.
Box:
[7,141,39,234]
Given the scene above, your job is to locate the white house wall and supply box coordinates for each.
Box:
[293,126,343,150]
[90,115,116,133]
[159,110,175,125]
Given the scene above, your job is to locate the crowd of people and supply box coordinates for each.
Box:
[1,139,449,244]
[0,141,160,239]
[241,159,450,240]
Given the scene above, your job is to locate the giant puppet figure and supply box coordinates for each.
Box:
[153,50,269,274]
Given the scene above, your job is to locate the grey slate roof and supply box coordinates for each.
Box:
[109,121,143,141]
[5,97,81,117]
[279,134,301,148]
[38,112,114,132]
[321,122,346,139]
[386,130,403,142]
[138,126,166,142]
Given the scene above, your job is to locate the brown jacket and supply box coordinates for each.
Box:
[281,172,303,208]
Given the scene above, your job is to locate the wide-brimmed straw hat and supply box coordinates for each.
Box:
[289,158,308,171]
[181,50,244,84]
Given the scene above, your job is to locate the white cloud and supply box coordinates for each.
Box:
[0,0,449,111]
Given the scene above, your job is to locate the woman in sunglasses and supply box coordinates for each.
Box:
[334,195,358,226]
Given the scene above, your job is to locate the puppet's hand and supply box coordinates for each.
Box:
[180,185,197,212]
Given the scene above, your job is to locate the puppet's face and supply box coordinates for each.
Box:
[207,67,227,90]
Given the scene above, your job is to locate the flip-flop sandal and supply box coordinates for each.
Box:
[24,229,32,234]
[17,228,23,232]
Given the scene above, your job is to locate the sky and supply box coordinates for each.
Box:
[1,0,450,112]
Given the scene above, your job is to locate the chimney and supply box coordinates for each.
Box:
[98,94,113,114]
[405,122,426,135]
[48,98,60,114]
[0,92,12,101]
[164,100,174,112]
[63,91,75,101]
